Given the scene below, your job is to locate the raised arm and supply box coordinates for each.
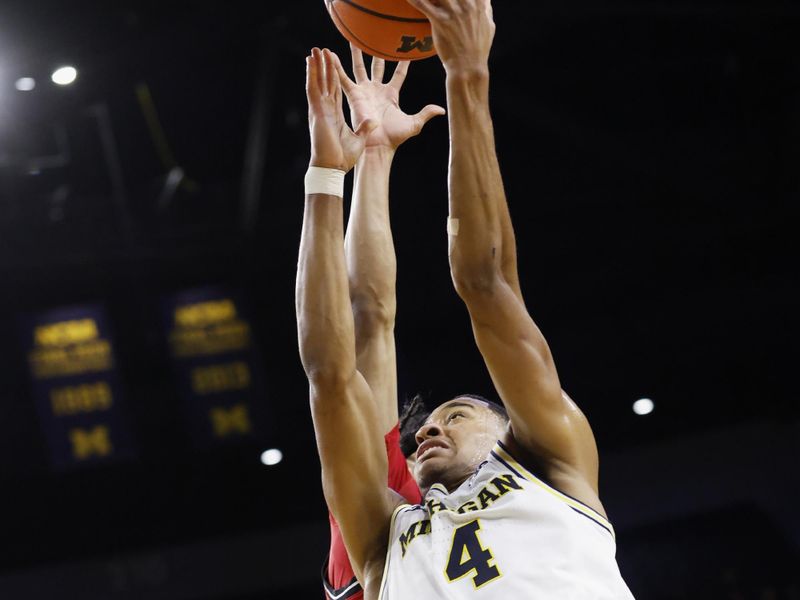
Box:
[338,46,445,435]
[408,0,603,510]
[296,48,396,584]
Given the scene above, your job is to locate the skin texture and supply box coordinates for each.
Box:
[413,397,506,492]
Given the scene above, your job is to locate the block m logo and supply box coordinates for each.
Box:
[69,425,113,460]
[210,404,252,438]
[396,36,434,54]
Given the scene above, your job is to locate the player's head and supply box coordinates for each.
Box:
[413,394,509,491]
[399,393,431,472]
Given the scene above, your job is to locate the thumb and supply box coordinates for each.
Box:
[414,104,447,131]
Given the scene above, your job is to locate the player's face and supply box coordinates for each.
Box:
[413,397,506,491]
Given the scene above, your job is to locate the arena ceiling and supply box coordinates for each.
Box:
[0,0,796,589]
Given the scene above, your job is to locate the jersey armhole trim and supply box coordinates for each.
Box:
[492,441,616,540]
[377,502,411,600]
[321,556,362,600]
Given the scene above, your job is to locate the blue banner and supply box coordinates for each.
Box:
[163,287,267,446]
[20,304,137,469]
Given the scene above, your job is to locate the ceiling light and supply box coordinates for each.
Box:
[633,398,655,416]
[260,448,283,466]
[15,77,36,91]
[51,66,77,86]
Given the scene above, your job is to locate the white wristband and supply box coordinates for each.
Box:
[304,166,346,198]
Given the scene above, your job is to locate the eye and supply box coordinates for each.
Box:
[447,411,465,423]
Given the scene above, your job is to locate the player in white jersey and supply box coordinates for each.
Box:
[296,0,636,598]
[382,401,632,598]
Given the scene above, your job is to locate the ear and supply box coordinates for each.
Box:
[493,413,509,436]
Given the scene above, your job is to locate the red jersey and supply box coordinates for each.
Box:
[322,424,420,600]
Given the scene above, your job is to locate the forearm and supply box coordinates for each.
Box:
[296,194,357,380]
[296,193,394,576]
[445,70,511,291]
[345,147,397,323]
[447,71,503,285]
[299,47,397,577]
[344,147,399,434]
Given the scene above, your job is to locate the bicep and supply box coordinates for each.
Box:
[463,279,599,485]
[310,369,396,579]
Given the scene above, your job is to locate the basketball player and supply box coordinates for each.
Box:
[312,46,444,600]
[297,2,635,597]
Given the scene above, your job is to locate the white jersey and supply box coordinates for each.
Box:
[378,441,635,599]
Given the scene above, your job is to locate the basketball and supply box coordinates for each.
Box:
[324,0,436,61]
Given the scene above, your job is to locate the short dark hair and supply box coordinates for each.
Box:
[399,393,431,458]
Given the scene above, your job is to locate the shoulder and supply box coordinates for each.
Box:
[499,428,607,518]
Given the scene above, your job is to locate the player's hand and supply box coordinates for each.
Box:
[306,47,376,172]
[406,0,495,75]
[332,44,445,152]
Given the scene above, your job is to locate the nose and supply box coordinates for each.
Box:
[415,422,443,446]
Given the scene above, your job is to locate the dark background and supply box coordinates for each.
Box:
[0,1,798,598]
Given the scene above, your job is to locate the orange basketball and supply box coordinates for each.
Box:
[324,0,436,61]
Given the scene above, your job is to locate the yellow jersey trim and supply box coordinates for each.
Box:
[492,442,616,540]
[378,502,411,600]
[428,483,448,495]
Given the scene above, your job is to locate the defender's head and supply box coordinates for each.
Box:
[413,394,509,491]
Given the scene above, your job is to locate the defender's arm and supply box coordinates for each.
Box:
[341,47,444,435]
[346,147,398,436]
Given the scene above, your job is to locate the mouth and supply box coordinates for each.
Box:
[417,440,449,462]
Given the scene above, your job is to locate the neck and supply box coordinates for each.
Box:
[420,471,473,497]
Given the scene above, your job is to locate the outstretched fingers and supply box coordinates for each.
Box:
[322,49,344,107]
[330,52,356,96]
[350,43,369,83]
[389,61,410,91]
[324,49,338,96]
[311,47,328,96]
[371,56,385,83]
[305,54,318,99]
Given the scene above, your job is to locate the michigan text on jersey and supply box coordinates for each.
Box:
[398,472,522,557]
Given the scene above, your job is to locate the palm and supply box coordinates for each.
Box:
[347,83,419,149]
[334,45,445,152]
[310,95,364,168]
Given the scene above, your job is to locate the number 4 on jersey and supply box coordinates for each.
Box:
[445,520,501,588]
